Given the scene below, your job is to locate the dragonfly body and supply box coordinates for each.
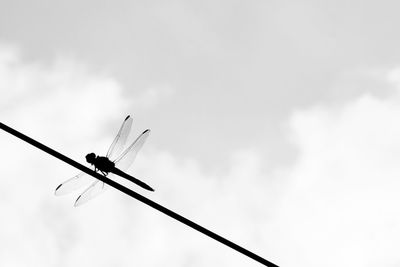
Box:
[55,115,153,206]
[86,153,115,174]
[86,152,154,191]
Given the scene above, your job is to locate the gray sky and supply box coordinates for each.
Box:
[2,0,399,169]
[1,1,400,266]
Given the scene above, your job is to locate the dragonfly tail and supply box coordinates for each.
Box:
[112,168,154,191]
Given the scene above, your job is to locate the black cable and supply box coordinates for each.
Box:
[0,121,279,267]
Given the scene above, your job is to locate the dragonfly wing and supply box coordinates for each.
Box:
[106,115,133,161]
[114,129,150,172]
[74,179,110,207]
[55,172,93,196]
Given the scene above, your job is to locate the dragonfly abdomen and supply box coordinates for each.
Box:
[111,167,154,192]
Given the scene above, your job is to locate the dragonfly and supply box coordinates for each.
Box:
[55,115,154,206]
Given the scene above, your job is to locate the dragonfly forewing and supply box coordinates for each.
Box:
[106,115,133,161]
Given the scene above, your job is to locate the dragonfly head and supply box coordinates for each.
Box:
[85,153,96,165]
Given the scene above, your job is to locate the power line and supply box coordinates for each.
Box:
[0,121,279,267]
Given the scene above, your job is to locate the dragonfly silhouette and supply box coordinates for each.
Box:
[55,115,154,206]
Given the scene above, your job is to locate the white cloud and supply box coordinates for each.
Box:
[269,70,400,266]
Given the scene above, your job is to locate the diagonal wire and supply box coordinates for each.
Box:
[0,121,279,267]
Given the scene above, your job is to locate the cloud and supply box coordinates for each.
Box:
[269,70,400,266]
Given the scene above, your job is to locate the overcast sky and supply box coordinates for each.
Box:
[1,1,400,266]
